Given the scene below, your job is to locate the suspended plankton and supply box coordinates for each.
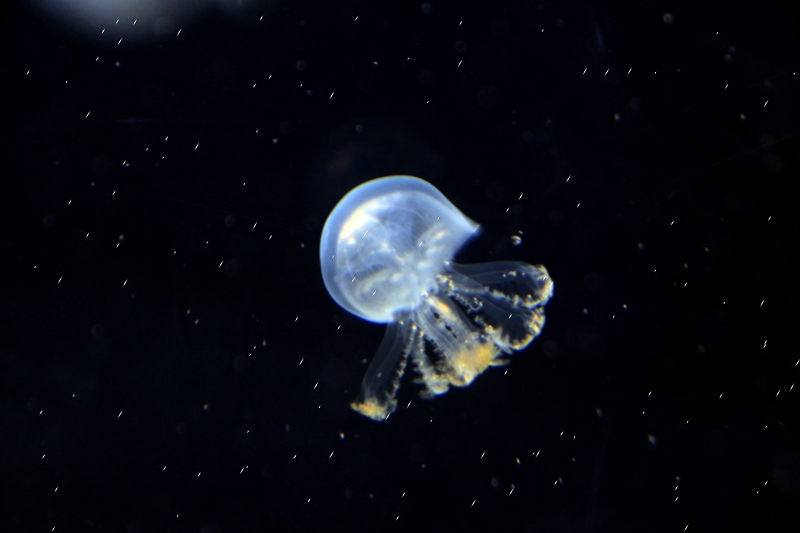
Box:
[320,176,553,421]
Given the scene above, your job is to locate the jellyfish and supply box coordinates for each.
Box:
[320,176,553,421]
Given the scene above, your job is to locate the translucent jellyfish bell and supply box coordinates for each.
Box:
[320,176,553,421]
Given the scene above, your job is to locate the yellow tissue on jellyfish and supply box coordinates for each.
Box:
[320,176,554,421]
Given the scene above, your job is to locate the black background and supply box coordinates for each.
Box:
[1,0,798,531]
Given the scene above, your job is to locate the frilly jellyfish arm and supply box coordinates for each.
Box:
[447,262,554,353]
[350,317,415,421]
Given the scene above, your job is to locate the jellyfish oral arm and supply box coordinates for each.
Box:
[350,318,414,421]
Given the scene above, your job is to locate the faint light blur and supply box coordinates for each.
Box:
[25,0,268,46]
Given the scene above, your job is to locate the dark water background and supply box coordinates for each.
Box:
[2,1,798,531]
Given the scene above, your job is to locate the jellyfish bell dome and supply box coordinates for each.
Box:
[320,175,479,323]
